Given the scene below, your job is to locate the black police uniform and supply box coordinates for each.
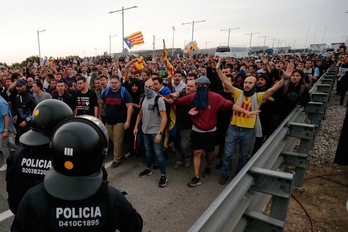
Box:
[6,145,51,214]
[11,182,143,232]
[12,115,143,232]
[13,90,36,144]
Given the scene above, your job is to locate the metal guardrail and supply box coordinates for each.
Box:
[188,67,336,232]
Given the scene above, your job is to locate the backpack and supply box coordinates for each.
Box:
[102,86,125,101]
[140,95,172,127]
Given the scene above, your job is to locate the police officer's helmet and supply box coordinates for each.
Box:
[19,99,73,146]
[44,115,109,201]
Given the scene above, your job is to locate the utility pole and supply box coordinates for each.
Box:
[259,35,272,47]
[172,26,175,57]
[182,20,205,42]
[205,41,211,49]
[220,27,239,46]
[109,6,138,56]
[109,34,117,56]
[244,32,260,48]
[37,29,46,65]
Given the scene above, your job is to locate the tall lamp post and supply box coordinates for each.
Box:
[205,41,211,49]
[152,35,161,60]
[37,29,46,64]
[182,20,205,42]
[244,32,260,48]
[109,6,138,56]
[109,34,118,56]
[220,27,239,46]
[171,26,175,57]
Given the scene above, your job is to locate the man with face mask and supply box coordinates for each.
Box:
[216,58,294,185]
[133,79,168,187]
[172,76,259,187]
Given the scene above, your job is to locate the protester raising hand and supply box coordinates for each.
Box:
[283,61,295,80]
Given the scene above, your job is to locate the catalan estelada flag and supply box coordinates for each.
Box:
[124,31,144,49]
[184,41,199,53]
[133,56,144,70]
[162,40,175,76]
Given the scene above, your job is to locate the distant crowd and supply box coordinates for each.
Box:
[0,47,347,186]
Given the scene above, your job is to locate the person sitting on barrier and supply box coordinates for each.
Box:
[12,115,143,232]
[271,69,311,130]
[6,99,73,214]
[216,58,294,185]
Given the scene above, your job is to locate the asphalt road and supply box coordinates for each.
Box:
[0,147,232,231]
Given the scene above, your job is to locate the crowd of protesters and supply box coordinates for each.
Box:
[0,44,347,186]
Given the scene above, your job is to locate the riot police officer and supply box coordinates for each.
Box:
[12,115,143,232]
[6,99,73,214]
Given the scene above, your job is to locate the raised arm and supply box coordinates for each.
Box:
[216,57,235,94]
[262,61,294,101]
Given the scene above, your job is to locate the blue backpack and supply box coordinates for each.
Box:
[102,86,125,101]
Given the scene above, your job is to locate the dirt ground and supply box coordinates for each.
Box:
[284,163,348,232]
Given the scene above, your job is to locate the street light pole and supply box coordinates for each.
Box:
[259,35,272,47]
[244,32,260,48]
[220,27,239,46]
[109,6,138,56]
[109,34,118,56]
[172,26,175,57]
[205,41,211,49]
[37,29,46,65]
[182,20,205,42]
[152,35,161,61]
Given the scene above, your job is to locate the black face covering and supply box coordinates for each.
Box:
[192,86,209,108]
[244,84,256,97]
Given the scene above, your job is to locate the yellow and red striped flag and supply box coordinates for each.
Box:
[124,31,144,49]
[133,56,144,70]
[163,39,175,75]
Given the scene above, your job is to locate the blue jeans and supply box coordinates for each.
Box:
[221,125,254,176]
[143,133,166,176]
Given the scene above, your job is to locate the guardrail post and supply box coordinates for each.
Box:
[245,167,293,232]
[287,122,316,187]
[317,84,331,93]
[304,102,323,134]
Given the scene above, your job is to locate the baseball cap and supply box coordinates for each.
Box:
[16,79,27,86]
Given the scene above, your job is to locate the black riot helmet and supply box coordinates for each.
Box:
[44,115,109,201]
[19,99,73,146]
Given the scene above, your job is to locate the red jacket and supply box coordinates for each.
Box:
[175,91,234,131]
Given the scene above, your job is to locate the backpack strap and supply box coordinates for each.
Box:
[102,86,125,101]
[154,95,160,116]
[282,82,290,96]
[120,86,125,101]
[299,84,306,96]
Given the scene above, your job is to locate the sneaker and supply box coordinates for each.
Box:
[139,169,152,177]
[219,175,229,185]
[173,162,182,169]
[202,167,211,178]
[159,176,167,187]
[111,161,121,168]
[0,164,7,171]
[188,176,201,187]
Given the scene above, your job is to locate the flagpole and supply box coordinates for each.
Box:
[109,6,138,56]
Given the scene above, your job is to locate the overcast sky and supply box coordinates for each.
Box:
[1,0,347,64]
